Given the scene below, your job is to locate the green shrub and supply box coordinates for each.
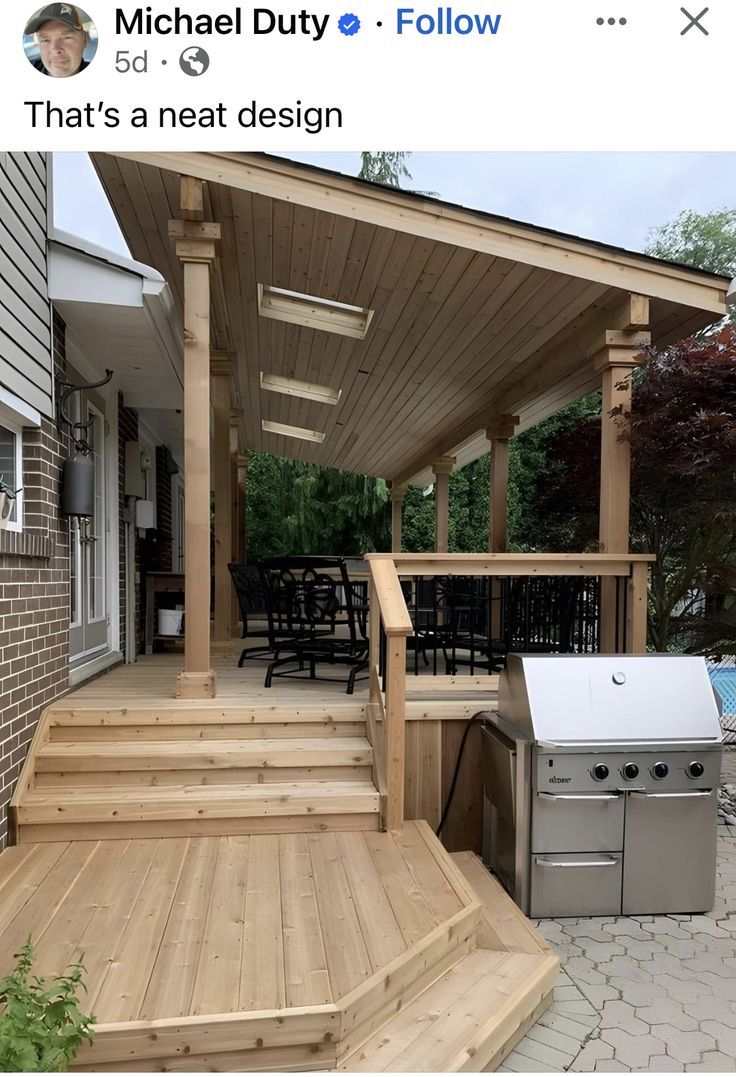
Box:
[0,940,95,1072]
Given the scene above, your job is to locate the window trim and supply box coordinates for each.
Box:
[0,417,24,533]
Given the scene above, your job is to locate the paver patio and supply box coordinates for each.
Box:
[500,757,736,1073]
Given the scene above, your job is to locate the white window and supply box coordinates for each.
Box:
[0,418,23,532]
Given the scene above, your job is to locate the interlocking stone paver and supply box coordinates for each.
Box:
[576,983,621,1009]
[688,1049,736,1071]
[650,973,714,1004]
[597,956,654,983]
[648,1024,717,1063]
[683,997,736,1023]
[599,1029,666,1068]
[634,998,698,1032]
[512,827,736,1073]
[635,1056,683,1071]
[564,956,609,986]
[576,940,627,962]
[616,939,664,961]
[699,1019,736,1056]
[658,937,706,959]
[568,1039,615,1072]
[598,1001,650,1036]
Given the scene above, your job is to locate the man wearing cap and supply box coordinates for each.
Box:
[26,4,90,77]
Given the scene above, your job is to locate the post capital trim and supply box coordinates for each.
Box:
[432,456,457,477]
[210,355,235,379]
[485,414,520,441]
[389,481,407,503]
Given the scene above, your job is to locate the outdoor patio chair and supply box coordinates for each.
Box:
[258,556,369,694]
[227,563,273,666]
[438,575,507,675]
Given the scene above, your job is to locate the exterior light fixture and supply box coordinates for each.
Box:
[257,284,374,340]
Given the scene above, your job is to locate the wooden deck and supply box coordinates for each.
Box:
[0,653,559,1071]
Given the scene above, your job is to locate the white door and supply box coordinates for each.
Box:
[69,397,108,662]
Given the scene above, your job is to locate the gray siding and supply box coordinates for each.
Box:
[0,153,52,417]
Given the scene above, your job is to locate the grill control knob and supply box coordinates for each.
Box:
[622,762,640,780]
[651,761,669,780]
[592,763,609,781]
[687,761,705,779]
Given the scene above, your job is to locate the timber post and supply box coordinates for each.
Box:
[170,177,221,699]
[389,482,406,553]
[432,457,456,554]
[211,354,235,656]
[595,295,651,652]
[486,415,519,641]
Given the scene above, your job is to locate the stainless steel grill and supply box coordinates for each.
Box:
[481,654,723,918]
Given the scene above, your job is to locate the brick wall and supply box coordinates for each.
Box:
[0,313,70,848]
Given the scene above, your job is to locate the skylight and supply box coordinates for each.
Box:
[261,420,326,444]
[260,372,342,406]
[258,284,374,340]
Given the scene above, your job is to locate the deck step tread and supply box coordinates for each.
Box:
[36,737,373,770]
[340,948,559,1072]
[19,781,382,823]
[450,852,554,957]
[47,705,367,726]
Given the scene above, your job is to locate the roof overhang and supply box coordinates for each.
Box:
[91,152,730,485]
[48,229,183,417]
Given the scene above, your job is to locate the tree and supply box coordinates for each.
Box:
[358,152,413,188]
[646,208,736,278]
[530,327,736,655]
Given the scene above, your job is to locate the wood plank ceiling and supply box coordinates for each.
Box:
[92,153,729,484]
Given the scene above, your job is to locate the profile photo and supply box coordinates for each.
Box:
[24,3,97,77]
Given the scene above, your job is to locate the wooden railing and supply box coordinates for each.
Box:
[365,552,654,833]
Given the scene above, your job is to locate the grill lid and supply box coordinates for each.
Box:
[498,654,723,746]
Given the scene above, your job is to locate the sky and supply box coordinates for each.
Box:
[52,151,736,262]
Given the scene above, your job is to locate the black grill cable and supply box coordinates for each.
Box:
[435,712,484,838]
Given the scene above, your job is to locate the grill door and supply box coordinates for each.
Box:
[531,853,623,918]
[532,792,623,853]
[622,789,717,915]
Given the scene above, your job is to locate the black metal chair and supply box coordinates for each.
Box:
[258,556,369,694]
[227,563,273,666]
[438,576,506,675]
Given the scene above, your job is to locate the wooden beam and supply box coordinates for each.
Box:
[179,174,204,222]
[385,635,407,832]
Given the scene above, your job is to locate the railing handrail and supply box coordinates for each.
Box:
[366,559,413,636]
[365,552,655,577]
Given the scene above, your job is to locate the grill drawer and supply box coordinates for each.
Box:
[531,852,623,918]
[531,790,624,853]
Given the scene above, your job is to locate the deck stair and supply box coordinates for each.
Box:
[11,700,382,842]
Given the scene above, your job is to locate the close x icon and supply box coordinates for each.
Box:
[680,6,709,35]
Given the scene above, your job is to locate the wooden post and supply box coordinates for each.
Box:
[486,415,519,553]
[390,483,405,553]
[229,416,240,638]
[385,633,407,831]
[486,416,519,642]
[211,358,233,655]
[432,457,456,554]
[170,182,221,700]
[595,298,651,652]
[626,560,649,653]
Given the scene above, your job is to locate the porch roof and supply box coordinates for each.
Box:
[92,152,730,485]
